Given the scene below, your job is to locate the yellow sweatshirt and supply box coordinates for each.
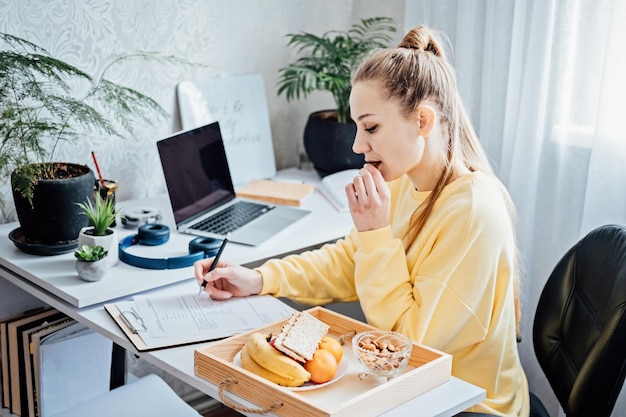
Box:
[258,171,529,416]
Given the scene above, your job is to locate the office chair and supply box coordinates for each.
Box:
[531,224,626,417]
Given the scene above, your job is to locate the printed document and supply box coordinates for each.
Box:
[108,294,294,350]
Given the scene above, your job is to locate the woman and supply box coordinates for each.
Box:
[194,25,529,416]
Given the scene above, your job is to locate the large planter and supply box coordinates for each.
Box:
[11,163,95,248]
[303,110,365,177]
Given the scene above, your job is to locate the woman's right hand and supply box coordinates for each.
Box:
[193,258,263,300]
[345,164,391,232]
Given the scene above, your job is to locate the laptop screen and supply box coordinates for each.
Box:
[157,122,235,225]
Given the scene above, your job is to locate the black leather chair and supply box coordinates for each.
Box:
[531,224,626,417]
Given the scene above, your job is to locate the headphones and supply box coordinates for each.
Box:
[120,207,162,229]
[119,224,222,270]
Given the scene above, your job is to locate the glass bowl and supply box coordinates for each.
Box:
[352,330,413,380]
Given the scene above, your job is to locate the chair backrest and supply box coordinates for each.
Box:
[533,224,626,417]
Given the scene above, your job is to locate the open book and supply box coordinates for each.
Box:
[317,169,359,212]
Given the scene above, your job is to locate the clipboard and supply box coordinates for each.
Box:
[105,294,296,352]
[104,304,155,352]
[104,302,226,352]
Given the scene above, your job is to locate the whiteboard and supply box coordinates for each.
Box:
[176,73,277,187]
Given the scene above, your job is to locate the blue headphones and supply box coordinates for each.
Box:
[119,224,222,270]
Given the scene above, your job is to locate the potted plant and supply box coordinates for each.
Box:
[0,32,174,253]
[74,244,109,282]
[76,193,120,267]
[276,17,396,177]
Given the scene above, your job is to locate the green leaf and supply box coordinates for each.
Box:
[0,32,200,206]
[276,17,396,123]
[74,244,108,262]
[76,193,119,236]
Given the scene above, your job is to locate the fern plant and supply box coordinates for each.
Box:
[276,17,396,124]
[76,193,119,236]
[0,32,183,208]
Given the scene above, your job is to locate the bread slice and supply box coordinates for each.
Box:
[274,311,329,362]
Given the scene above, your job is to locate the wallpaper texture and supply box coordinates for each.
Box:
[0,0,405,223]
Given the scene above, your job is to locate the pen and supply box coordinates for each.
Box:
[198,238,228,295]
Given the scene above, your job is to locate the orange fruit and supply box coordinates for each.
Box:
[304,349,338,384]
[319,335,343,363]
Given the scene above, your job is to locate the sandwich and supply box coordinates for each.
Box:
[273,311,330,362]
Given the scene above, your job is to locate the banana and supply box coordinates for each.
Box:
[245,332,311,382]
[240,344,307,387]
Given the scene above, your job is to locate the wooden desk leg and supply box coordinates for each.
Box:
[110,343,126,389]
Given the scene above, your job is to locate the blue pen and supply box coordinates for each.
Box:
[198,238,228,295]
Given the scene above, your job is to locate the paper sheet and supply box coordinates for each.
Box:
[116,294,295,348]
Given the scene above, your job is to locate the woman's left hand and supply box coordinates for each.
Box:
[345,164,391,231]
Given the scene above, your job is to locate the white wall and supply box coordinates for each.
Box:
[0,0,405,223]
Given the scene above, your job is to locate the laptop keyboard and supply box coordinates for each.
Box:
[190,201,274,235]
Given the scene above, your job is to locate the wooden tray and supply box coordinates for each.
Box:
[194,306,451,417]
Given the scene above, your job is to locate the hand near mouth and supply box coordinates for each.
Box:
[344,164,391,232]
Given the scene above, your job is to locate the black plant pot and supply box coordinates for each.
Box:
[303,110,365,177]
[11,163,95,246]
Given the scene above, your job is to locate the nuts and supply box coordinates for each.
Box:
[361,342,377,352]
[352,331,412,379]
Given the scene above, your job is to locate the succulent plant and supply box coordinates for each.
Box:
[74,244,108,262]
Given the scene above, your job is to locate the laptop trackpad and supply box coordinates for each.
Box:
[228,207,310,246]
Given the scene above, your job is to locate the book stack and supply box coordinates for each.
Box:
[236,179,316,207]
[0,308,113,417]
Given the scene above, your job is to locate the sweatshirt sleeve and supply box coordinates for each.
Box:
[256,229,361,305]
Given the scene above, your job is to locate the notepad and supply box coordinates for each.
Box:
[318,169,359,212]
[105,294,295,351]
[236,179,315,207]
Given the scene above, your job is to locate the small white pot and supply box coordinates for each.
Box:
[77,227,118,267]
[76,258,109,282]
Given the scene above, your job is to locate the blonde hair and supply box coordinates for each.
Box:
[352,25,522,339]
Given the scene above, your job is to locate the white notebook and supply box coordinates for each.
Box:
[318,169,359,212]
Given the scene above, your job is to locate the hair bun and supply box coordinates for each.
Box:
[398,25,443,57]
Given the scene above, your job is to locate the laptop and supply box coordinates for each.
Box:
[157,121,310,246]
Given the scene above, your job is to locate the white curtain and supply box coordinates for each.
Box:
[405,0,626,415]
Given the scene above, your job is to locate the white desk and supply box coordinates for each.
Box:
[0,169,351,308]
[0,168,485,416]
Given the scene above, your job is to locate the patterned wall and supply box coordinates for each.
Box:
[0,0,405,223]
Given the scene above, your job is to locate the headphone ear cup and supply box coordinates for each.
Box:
[138,224,170,245]
[188,237,222,256]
